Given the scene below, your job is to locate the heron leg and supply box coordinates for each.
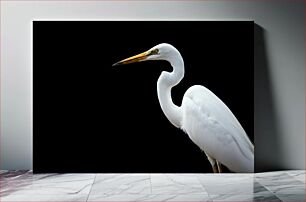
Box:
[212,163,218,173]
[217,161,223,173]
[205,153,218,173]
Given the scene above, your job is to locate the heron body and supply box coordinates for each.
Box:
[113,43,254,173]
[181,86,254,172]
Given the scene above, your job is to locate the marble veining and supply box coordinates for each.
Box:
[1,194,88,201]
[286,170,305,183]
[253,181,275,195]
[90,174,151,195]
[252,194,282,201]
[1,171,95,196]
[197,173,254,195]
[256,173,305,195]
[275,194,305,202]
[209,194,282,201]
[88,194,211,201]
[0,170,305,202]
[150,174,207,195]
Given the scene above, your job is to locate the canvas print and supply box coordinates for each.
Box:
[33,21,254,173]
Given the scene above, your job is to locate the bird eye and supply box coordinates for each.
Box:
[151,49,159,55]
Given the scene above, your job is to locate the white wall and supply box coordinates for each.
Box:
[1,0,304,170]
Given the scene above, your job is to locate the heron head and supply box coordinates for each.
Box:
[112,43,174,66]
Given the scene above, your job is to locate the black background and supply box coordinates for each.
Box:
[33,21,253,173]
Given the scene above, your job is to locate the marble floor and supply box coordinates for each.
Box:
[0,170,305,201]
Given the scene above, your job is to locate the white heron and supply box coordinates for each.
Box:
[113,43,254,173]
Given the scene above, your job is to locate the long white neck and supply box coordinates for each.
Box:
[157,51,184,128]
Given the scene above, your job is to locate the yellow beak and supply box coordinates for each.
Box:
[112,50,150,66]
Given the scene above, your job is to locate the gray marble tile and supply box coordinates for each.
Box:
[145,194,211,202]
[1,171,50,196]
[1,194,88,201]
[255,170,305,181]
[253,181,277,195]
[210,194,281,201]
[286,170,306,175]
[0,170,33,181]
[286,170,305,183]
[1,173,96,196]
[0,170,9,175]
[253,194,282,201]
[266,183,305,195]
[253,181,281,201]
[197,174,254,195]
[255,171,292,180]
[88,194,211,201]
[210,194,253,201]
[150,174,207,195]
[256,173,305,195]
[275,194,305,202]
[90,174,151,195]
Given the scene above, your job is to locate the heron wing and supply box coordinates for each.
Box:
[181,85,254,172]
